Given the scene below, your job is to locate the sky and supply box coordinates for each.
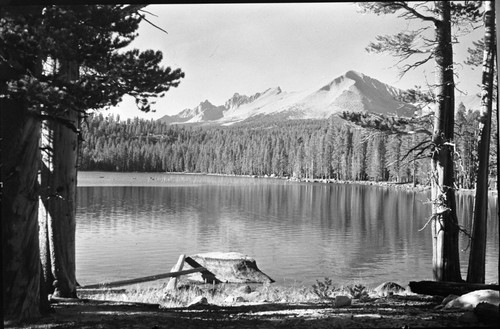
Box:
[105,2,484,121]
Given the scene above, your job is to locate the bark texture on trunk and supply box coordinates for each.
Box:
[467,0,496,284]
[1,98,41,322]
[39,60,80,298]
[430,1,462,282]
[39,109,79,298]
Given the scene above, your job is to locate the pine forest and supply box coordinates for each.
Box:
[79,103,497,189]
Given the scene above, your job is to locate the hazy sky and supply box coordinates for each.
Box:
[106,2,483,120]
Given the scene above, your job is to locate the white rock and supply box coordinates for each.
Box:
[444,289,499,310]
[223,296,234,304]
[246,291,261,302]
[236,285,252,294]
[373,281,406,297]
[223,295,246,304]
[235,296,246,303]
[187,296,208,307]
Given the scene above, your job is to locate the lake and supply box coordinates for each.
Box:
[76,171,499,288]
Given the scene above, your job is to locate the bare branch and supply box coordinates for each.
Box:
[121,5,169,35]
[399,53,434,77]
[390,1,440,24]
[367,31,426,57]
[139,14,168,35]
[121,5,148,16]
[138,9,158,17]
[419,213,436,232]
[401,139,433,162]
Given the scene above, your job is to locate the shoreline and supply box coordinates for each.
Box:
[15,280,499,328]
[77,170,497,196]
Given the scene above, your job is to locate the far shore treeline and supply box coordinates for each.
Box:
[80,106,497,189]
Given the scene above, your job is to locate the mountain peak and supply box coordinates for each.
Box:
[200,99,213,106]
[345,70,364,80]
[225,92,252,109]
[158,70,417,125]
[263,86,282,95]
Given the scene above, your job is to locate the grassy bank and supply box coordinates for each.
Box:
[76,279,398,309]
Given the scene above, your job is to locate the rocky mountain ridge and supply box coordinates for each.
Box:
[158,70,474,125]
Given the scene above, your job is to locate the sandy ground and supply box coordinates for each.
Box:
[6,294,499,329]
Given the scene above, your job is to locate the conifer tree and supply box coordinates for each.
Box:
[1,4,184,320]
[466,0,496,284]
[353,1,482,281]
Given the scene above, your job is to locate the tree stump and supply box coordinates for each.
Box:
[185,252,274,284]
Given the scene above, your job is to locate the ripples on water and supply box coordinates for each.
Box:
[76,172,499,287]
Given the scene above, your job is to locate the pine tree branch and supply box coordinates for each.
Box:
[400,53,434,76]
[121,5,148,16]
[121,5,168,35]
[340,111,432,137]
[139,14,168,35]
[400,139,433,162]
[390,1,440,24]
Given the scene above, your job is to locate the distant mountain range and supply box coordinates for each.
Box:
[158,70,478,125]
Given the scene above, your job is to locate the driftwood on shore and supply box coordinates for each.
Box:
[49,295,160,308]
[78,267,208,289]
[166,254,187,290]
[184,256,221,284]
[409,280,499,297]
[78,252,273,290]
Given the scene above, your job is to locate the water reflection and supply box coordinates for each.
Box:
[76,176,498,287]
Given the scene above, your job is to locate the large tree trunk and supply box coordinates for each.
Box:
[1,6,44,319]
[1,98,42,323]
[496,0,500,289]
[39,112,79,298]
[409,280,499,297]
[430,1,462,282]
[39,60,79,298]
[467,1,496,284]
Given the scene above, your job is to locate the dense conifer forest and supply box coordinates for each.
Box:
[79,104,497,188]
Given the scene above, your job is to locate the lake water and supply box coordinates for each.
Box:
[76,172,499,288]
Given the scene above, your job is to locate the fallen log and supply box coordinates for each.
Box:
[77,288,127,293]
[78,267,207,289]
[409,280,499,297]
[166,254,186,291]
[184,256,221,284]
[49,296,159,308]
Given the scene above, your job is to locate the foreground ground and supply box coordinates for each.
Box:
[7,293,498,328]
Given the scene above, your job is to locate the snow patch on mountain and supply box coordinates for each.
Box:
[158,70,419,125]
[161,100,225,124]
